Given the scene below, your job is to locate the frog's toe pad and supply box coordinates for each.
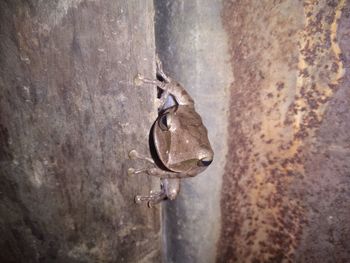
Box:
[127,168,135,176]
[128,150,138,159]
[134,74,144,86]
[134,195,142,204]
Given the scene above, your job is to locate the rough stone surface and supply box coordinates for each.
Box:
[218,0,350,262]
[0,1,161,262]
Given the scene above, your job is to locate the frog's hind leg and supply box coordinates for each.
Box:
[134,73,165,88]
[134,190,167,207]
[130,170,169,207]
[156,54,171,83]
[133,55,170,87]
[134,178,178,206]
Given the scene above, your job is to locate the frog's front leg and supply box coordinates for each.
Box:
[128,149,155,165]
[127,166,174,177]
[127,149,156,175]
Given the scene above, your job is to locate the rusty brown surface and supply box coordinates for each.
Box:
[218,0,350,262]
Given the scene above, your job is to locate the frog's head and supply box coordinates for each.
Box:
[152,105,214,174]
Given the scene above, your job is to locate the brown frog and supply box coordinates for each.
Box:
[128,57,214,207]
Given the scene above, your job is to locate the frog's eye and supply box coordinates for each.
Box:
[197,157,213,167]
[159,114,171,131]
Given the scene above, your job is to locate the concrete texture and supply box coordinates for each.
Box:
[155,1,232,262]
[0,1,161,262]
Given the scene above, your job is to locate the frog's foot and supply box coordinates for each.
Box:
[128,150,155,165]
[134,189,167,207]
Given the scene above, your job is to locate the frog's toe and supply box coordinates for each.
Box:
[134,195,142,204]
[134,73,144,86]
[128,150,138,159]
[127,167,135,176]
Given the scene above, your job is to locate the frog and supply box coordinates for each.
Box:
[128,56,214,207]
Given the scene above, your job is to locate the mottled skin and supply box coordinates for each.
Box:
[128,57,214,206]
